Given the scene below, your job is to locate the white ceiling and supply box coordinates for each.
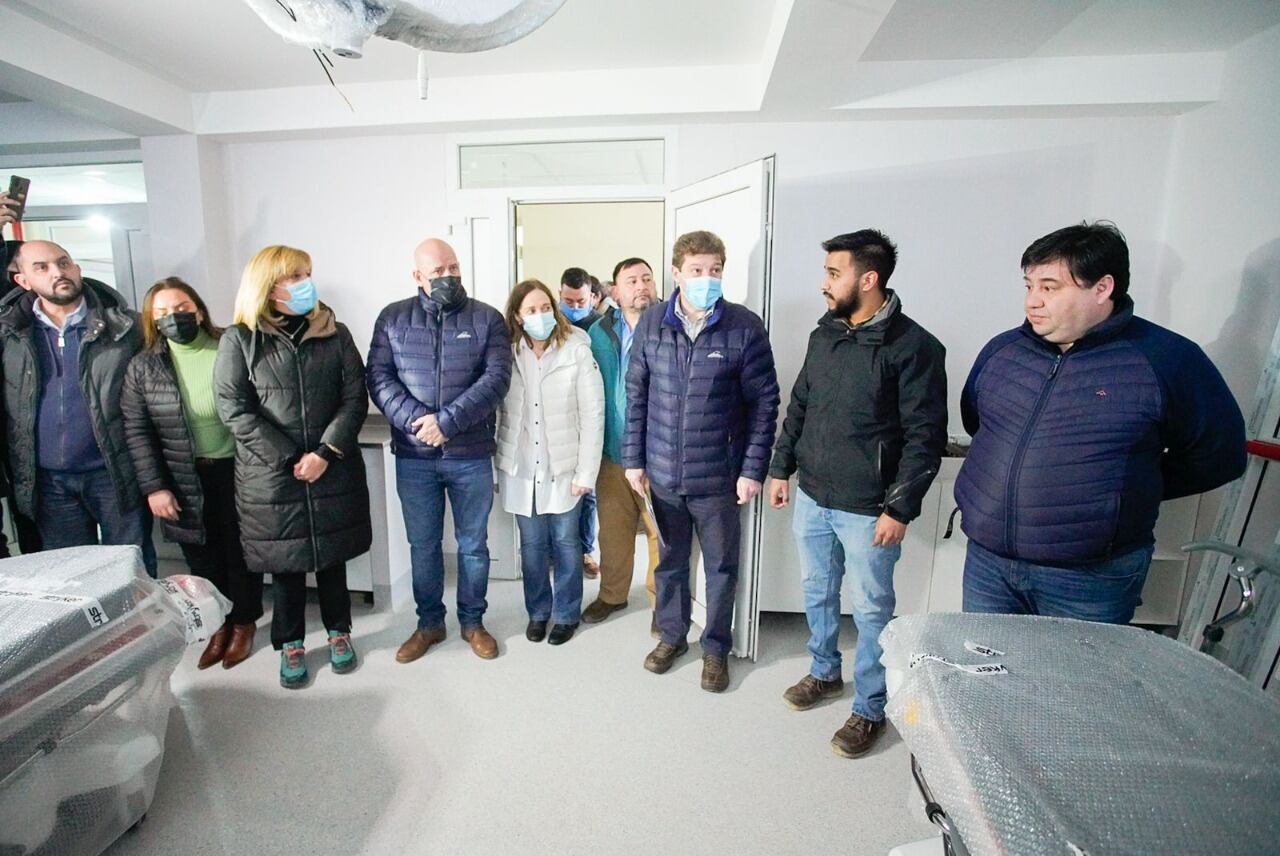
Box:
[1,0,1278,139]
[12,0,778,91]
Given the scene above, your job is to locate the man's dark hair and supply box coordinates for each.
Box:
[1021,221,1129,300]
[560,267,591,292]
[821,230,898,288]
[588,275,603,299]
[612,257,651,282]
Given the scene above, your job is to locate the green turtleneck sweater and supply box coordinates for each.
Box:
[168,331,235,459]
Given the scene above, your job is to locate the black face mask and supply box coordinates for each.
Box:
[427,275,466,308]
[156,312,200,345]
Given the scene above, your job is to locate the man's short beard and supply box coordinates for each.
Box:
[831,290,860,318]
[42,278,83,306]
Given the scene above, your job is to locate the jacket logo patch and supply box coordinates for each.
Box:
[1095,389,1108,397]
[706,351,725,359]
[456,331,473,339]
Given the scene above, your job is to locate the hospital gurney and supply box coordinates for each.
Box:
[882,612,1280,855]
[0,546,227,856]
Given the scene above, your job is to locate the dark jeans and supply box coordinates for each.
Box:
[516,500,584,623]
[270,564,351,649]
[962,540,1154,624]
[650,485,740,659]
[579,489,596,555]
[37,467,155,576]
[179,458,263,626]
[395,456,494,630]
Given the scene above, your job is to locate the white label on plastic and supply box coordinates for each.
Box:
[0,587,110,629]
[964,641,1005,657]
[909,652,1009,675]
[156,578,211,643]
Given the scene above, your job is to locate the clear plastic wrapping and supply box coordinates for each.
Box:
[882,612,1280,855]
[0,547,227,856]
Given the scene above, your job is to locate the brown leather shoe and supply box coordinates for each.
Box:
[460,625,499,660]
[396,627,446,664]
[198,624,230,670]
[581,598,626,624]
[783,674,845,710]
[701,655,730,693]
[643,639,688,674]
[583,554,599,579]
[831,713,885,758]
[221,623,257,669]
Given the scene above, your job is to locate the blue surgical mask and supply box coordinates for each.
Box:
[522,311,557,341]
[282,278,317,315]
[682,276,722,311]
[562,304,592,323]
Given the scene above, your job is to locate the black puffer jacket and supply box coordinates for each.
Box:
[0,278,141,518]
[120,343,209,545]
[214,306,372,575]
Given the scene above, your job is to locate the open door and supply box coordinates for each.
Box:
[665,156,775,660]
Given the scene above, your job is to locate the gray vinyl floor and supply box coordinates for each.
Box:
[103,567,937,856]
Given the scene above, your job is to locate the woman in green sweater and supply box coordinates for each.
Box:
[122,277,264,669]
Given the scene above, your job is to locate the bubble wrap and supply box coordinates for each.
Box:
[0,547,225,856]
[881,613,1280,856]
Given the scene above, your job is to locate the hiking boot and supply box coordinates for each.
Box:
[701,655,730,693]
[643,639,688,674]
[461,625,499,660]
[328,630,358,674]
[279,641,307,689]
[548,623,578,645]
[526,620,548,642]
[583,554,599,579]
[581,598,626,624]
[197,623,230,670]
[831,713,885,758]
[395,627,446,664]
[783,674,844,710]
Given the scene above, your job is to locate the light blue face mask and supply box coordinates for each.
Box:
[522,311,557,341]
[282,278,317,315]
[562,304,592,323]
[682,276,722,311]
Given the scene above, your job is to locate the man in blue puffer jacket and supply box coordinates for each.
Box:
[367,238,512,663]
[623,230,780,692]
[956,222,1246,624]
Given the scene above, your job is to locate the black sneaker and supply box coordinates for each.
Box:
[782,674,844,710]
[831,713,885,758]
[643,639,689,674]
[526,620,548,642]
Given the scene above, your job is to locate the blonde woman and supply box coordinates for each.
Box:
[496,279,604,645]
[214,245,372,689]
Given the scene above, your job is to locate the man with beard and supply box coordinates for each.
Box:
[582,257,662,628]
[367,238,512,663]
[766,229,947,758]
[0,240,146,559]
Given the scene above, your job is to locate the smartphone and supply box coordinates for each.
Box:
[6,175,30,222]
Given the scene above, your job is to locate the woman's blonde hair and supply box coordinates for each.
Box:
[504,279,572,349]
[233,245,315,330]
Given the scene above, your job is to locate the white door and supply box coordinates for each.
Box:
[665,156,776,660]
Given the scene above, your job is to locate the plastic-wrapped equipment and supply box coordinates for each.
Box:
[882,612,1280,856]
[0,547,228,856]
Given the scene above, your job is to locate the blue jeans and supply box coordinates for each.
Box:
[516,501,584,623]
[579,489,596,555]
[37,467,155,576]
[395,456,494,629]
[963,540,1153,624]
[793,488,900,722]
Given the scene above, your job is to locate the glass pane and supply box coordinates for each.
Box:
[4,163,146,207]
[17,219,117,290]
[460,139,663,189]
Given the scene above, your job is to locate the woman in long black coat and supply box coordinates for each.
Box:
[214,244,372,689]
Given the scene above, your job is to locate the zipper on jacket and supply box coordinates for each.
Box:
[288,336,322,572]
[676,328,695,492]
[1003,352,1063,555]
[434,303,444,453]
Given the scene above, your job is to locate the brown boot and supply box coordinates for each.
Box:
[395,627,446,664]
[783,674,844,710]
[198,624,230,670]
[701,655,730,693]
[461,625,499,660]
[831,713,885,759]
[643,639,688,674]
[583,554,599,579]
[221,623,257,669]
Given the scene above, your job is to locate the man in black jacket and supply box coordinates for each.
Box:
[0,240,147,567]
[767,230,947,759]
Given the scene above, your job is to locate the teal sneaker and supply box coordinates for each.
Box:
[328,630,358,674]
[279,640,307,689]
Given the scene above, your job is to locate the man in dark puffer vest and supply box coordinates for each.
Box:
[956,222,1246,624]
[367,238,512,664]
[624,230,780,693]
[0,240,149,570]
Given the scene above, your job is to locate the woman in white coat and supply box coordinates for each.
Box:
[497,279,605,645]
